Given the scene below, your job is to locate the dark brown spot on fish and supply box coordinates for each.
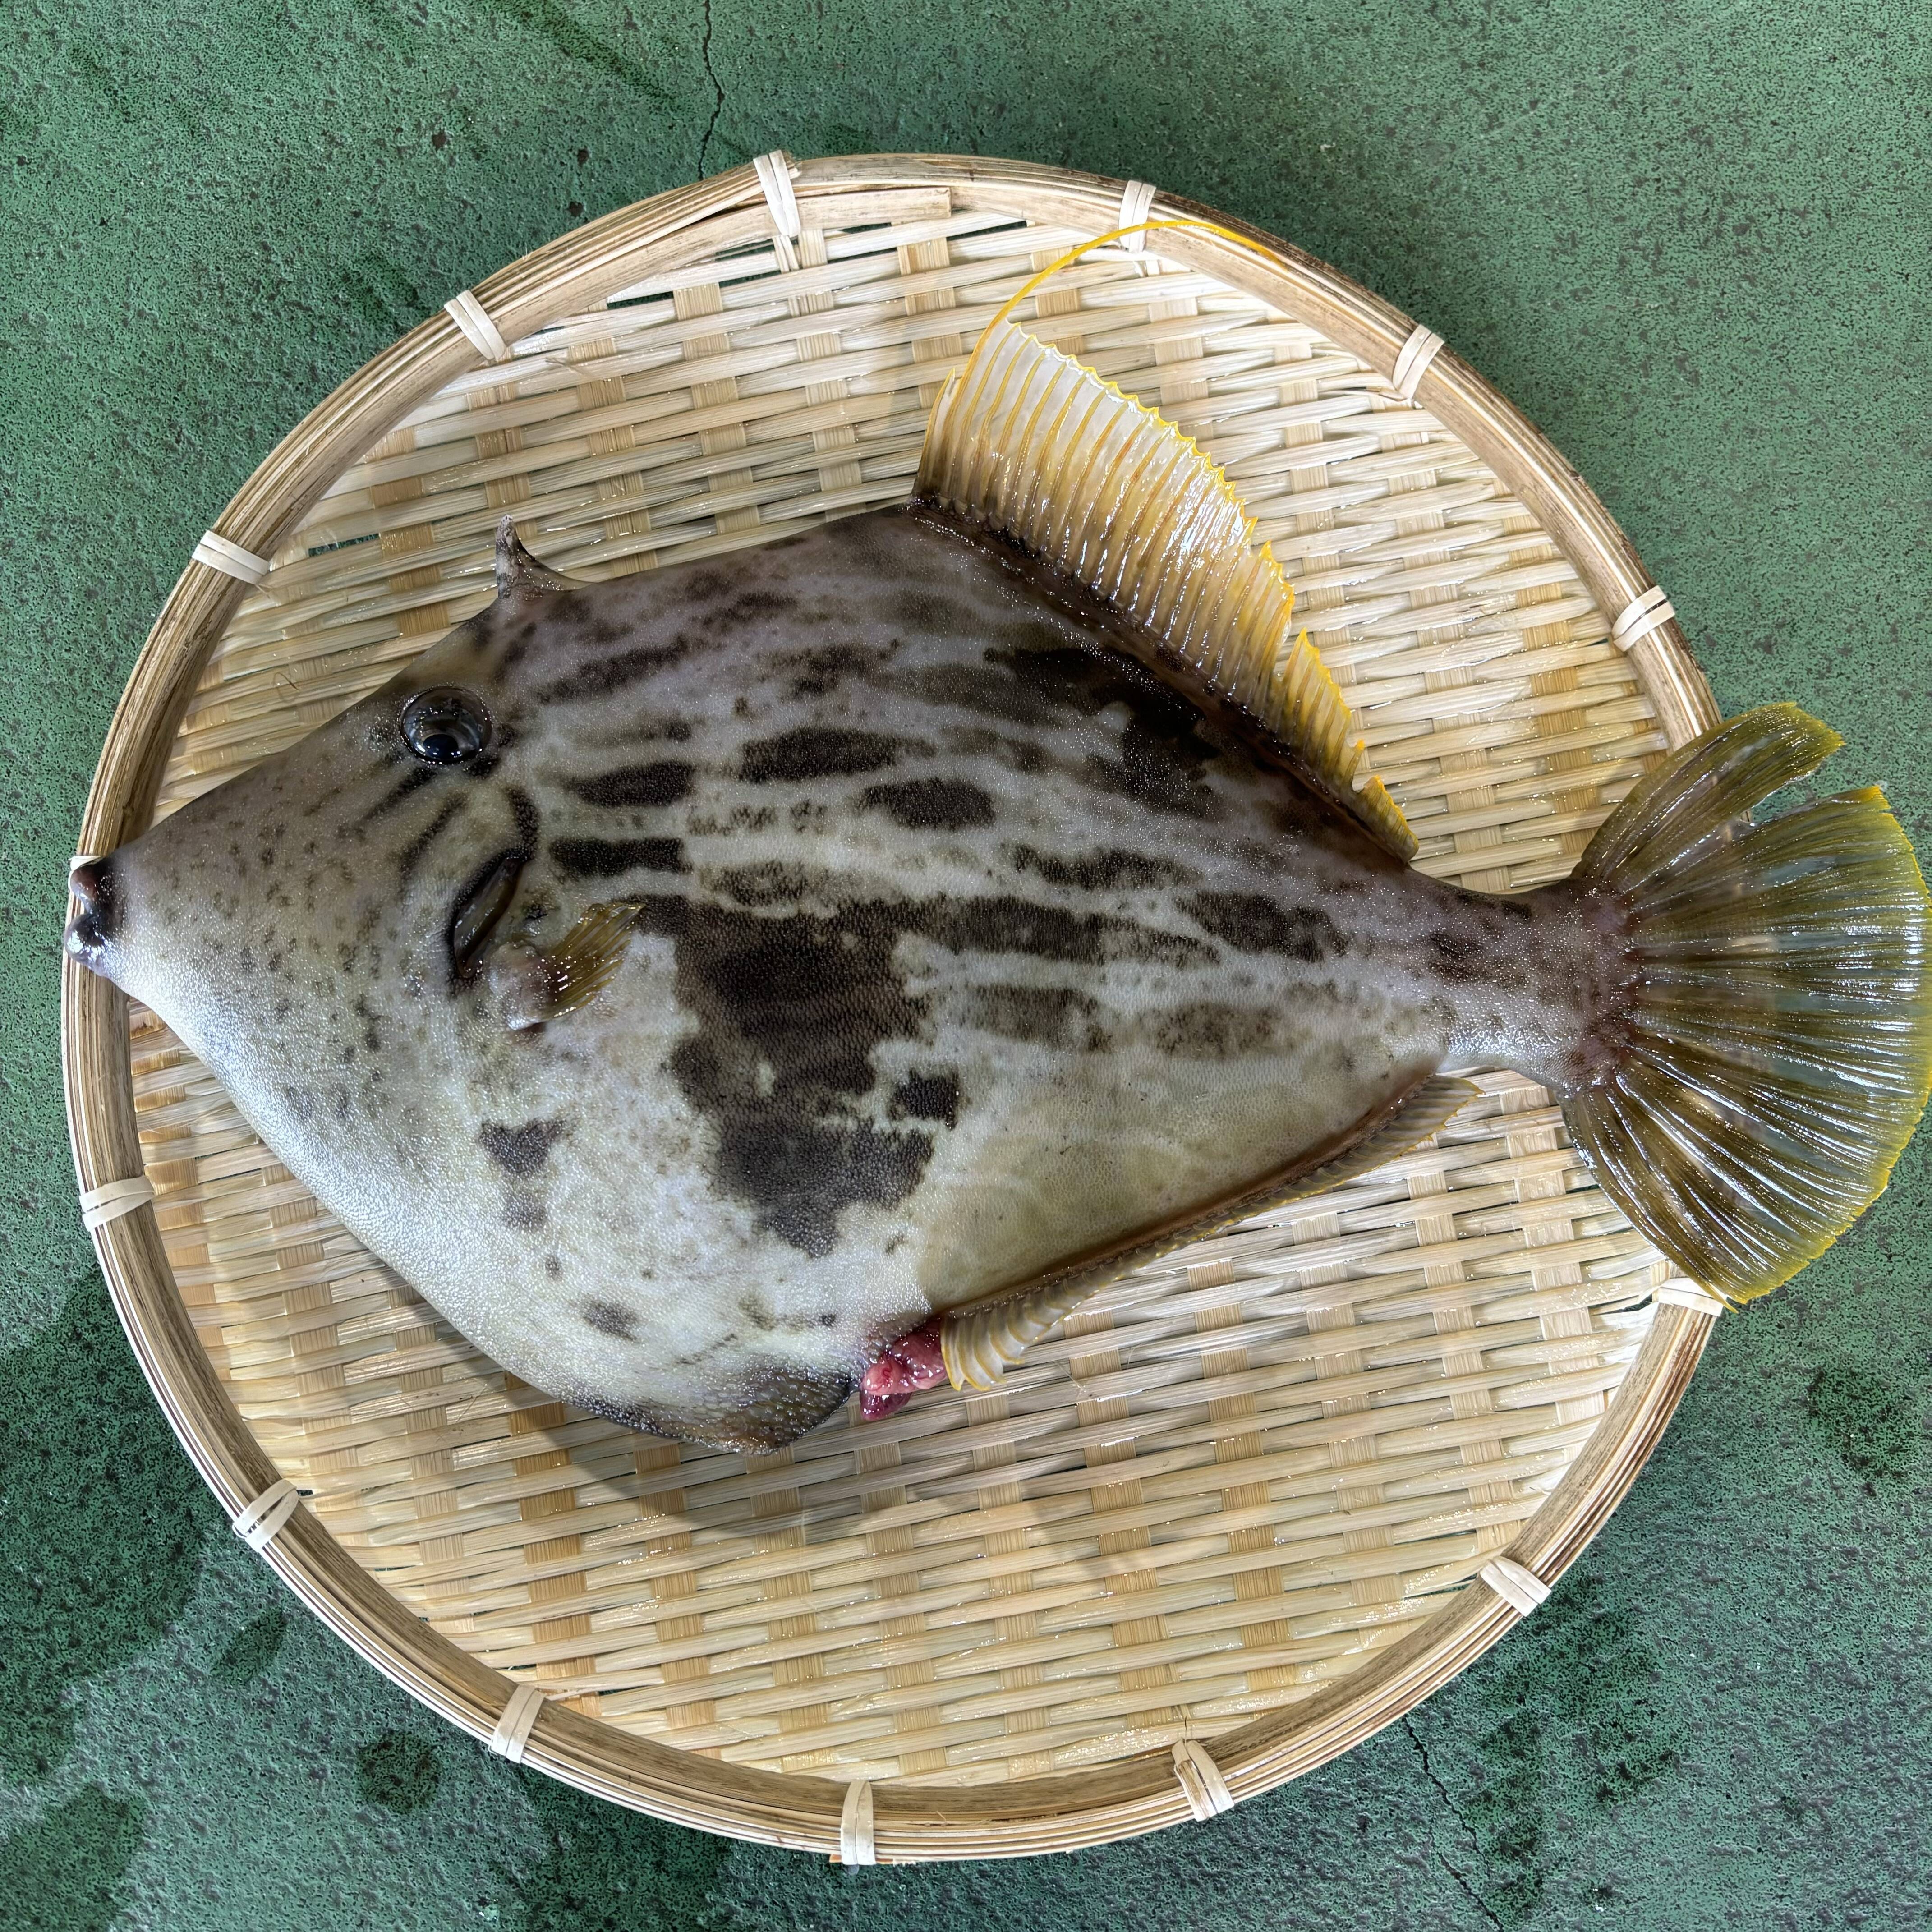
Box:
[1085,714,1219,820]
[984,638,1133,714]
[1428,929,1486,981]
[565,762,694,809]
[941,724,1051,774]
[629,893,691,939]
[533,637,690,704]
[478,1118,566,1178]
[545,1254,563,1279]
[860,778,995,832]
[704,589,797,629]
[716,1121,931,1258]
[503,1195,546,1231]
[909,662,1066,729]
[895,587,983,634]
[915,894,1210,968]
[397,794,467,886]
[580,1297,638,1340]
[1151,1002,1276,1058]
[982,635,1223,817]
[782,641,878,697]
[740,727,901,784]
[550,836,687,879]
[707,860,816,907]
[889,1070,959,1127]
[661,902,936,1256]
[961,984,1110,1051]
[1183,892,1348,962]
[1010,845,1190,892]
[367,765,439,820]
[509,787,541,854]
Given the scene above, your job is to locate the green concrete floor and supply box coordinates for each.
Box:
[3,2,1928,1925]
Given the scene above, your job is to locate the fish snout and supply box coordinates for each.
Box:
[64,857,121,968]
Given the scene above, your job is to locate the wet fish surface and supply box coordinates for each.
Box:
[69,318,1932,1450]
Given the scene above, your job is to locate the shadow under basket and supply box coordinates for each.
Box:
[64,153,1725,1861]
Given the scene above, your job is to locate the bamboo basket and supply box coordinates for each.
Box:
[63,154,1724,1860]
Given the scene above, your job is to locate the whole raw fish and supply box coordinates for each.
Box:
[67,314,1932,1449]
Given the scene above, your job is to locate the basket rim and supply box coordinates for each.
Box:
[61,151,1721,1861]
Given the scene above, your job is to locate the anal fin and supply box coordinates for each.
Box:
[939,1076,1477,1391]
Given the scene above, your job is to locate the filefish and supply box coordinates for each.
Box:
[67,313,1932,1451]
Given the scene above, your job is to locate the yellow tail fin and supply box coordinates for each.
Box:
[1566,704,1932,1302]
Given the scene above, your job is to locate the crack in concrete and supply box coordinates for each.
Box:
[1403,1716,1504,1932]
[697,0,724,175]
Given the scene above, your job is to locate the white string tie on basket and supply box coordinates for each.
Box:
[1172,1739,1235,1822]
[754,151,803,273]
[838,1778,877,1864]
[1391,323,1445,403]
[444,289,514,365]
[1610,583,1676,652]
[490,1681,547,1764]
[231,1477,302,1554]
[1478,1555,1551,1618]
[1117,179,1158,253]
[1655,1279,1727,1318]
[192,530,271,586]
[78,1175,155,1231]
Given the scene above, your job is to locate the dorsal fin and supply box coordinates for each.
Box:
[916,317,1414,858]
[494,516,583,601]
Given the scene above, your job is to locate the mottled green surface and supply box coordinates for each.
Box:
[1,2,1927,1925]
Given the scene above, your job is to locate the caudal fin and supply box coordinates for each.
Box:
[1565,704,1932,1302]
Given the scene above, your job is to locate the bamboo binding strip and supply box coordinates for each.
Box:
[64,154,1721,1860]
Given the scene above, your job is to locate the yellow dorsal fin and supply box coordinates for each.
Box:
[916,313,1415,858]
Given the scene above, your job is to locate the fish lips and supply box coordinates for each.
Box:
[64,858,122,973]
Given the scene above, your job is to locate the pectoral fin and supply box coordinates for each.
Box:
[489,902,641,1030]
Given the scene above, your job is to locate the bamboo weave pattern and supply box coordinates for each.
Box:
[127,185,1672,1787]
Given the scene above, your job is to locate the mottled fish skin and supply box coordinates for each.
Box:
[71,507,1605,1449]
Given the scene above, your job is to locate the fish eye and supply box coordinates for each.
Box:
[400,687,493,766]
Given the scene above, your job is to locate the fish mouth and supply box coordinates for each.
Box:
[447,846,527,983]
[64,858,121,971]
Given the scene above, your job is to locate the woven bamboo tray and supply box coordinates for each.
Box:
[64,154,1725,1860]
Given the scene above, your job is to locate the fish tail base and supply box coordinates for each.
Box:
[1564,703,1932,1303]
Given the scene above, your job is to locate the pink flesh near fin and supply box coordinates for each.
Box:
[859,1320,948,1421]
